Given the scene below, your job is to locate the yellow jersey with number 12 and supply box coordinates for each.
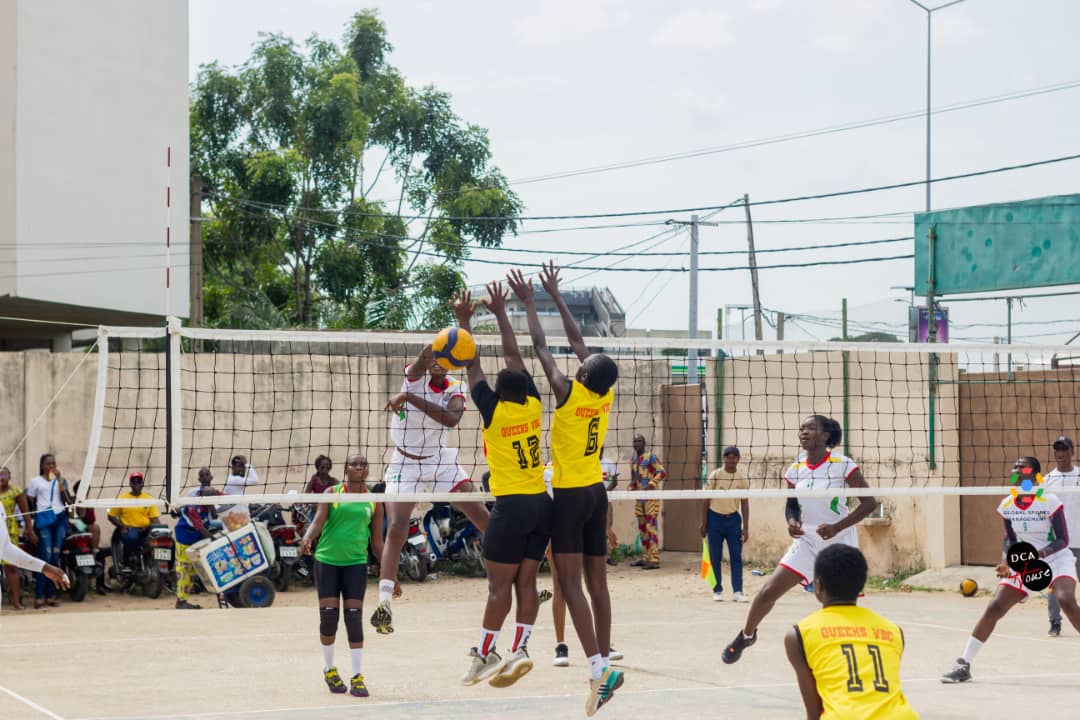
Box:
[482,395,545,497]
[797,605,919,720]
[550,381,613,489]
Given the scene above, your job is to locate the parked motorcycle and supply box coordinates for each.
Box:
[400,516,436,582]
[59,529,97,601]
[250,503,301,591]
[106,524,173,599]
[422,502,484,577]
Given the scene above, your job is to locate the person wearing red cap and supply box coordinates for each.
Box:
[1044,436,1080,637]
[107,471,161,566]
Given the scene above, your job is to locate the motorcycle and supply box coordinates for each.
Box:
[422,502,485,577]
[106,524,173,599]
[399,516,436,582]
[59,529,97,602]
[251,503,301,591]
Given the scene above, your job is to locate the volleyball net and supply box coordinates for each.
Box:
[75,319,1080,508]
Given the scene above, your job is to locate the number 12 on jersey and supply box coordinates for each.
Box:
[512,436,541,469]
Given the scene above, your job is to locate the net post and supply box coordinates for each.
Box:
[841,297,850,456]
[926,224,938,470]
[714,308,724,464]
[166,316,182,504]
[77,327,110,505]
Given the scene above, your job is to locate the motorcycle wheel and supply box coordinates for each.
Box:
[400,545,427,583]
[236,575,275,608]
[142,559,164,599]
[273,562,290,592]
[70,572,90,602]
[105,556,134,594]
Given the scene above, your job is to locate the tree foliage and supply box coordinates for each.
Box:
[190,10,522,329]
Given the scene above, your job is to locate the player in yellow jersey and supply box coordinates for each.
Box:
[508,262,622,717]
[452,284,553,690]
[786,544,919,720]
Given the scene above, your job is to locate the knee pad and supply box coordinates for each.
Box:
[319,606,340,637]
[343,607,364,644]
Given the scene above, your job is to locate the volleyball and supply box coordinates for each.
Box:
[960,578,978,597]
[432,327,476,370]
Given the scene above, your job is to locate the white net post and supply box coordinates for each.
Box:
[76,326,111,505]
[167,316,183,504]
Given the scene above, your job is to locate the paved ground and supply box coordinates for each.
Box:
[2,552,1079,719]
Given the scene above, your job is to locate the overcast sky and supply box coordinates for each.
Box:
[190,0,1080,344]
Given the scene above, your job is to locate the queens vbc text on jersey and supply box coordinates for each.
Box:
[797,605,918,720]
[483,394,546,496]
[549,381,613,490]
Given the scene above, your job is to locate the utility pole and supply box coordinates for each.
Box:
[776,311,785,354]
[743,194,763,343]
[688,215,700,385]
[190,174,204,351]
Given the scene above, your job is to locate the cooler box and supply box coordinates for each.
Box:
[187,522,274,593]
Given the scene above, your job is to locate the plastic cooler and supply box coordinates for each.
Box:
[187,522,277,593]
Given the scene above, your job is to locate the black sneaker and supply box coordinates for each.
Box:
[553,642,569,667]
[721,630,756,665]
[1049,622,1062,637]
[940,658,972,684]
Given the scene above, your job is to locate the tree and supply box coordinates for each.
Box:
[190,10,522,329]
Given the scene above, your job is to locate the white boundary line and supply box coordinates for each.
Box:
[0,683,65,720]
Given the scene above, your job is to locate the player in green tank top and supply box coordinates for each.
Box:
[301,454,385,699]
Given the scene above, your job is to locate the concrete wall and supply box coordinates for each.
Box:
[0,345,967,574]
[6,0,189,316]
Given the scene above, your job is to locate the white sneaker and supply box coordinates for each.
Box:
[713,592,724,602]
[733,592,749,603]
[489,646,533,688]
[553,642,569,667]
[609,646,624,661]
[462,647,503,686]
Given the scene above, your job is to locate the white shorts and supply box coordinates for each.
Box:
[777,525,859,585]
[383,447,470,494]
[999,549,1080,598]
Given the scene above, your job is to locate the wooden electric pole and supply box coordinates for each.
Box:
[743,193,763,343]
[190,174,204,349]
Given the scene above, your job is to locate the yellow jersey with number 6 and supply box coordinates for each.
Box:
[797,605,918,720]
[550,381,613,489]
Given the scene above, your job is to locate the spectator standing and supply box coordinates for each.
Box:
[629,434,666,570]
[26,453,72,608]
[1,466,36,610]
[1044,436,1080,637]
[700,446,750,603]
[172,467,222,609]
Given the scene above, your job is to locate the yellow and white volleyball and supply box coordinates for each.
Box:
[960,578,978,597]
[432,327,476,370]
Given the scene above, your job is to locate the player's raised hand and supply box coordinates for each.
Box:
[506,269,534,301]
[451,289,475,325]
[538,260,561,296]
[482,281,509,314]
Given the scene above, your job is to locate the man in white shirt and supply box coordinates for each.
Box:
[1044,436,1080,637]
[223,455,260,495]
[371,342,489,636]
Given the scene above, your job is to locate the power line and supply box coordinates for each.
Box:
[508,78,1080,185]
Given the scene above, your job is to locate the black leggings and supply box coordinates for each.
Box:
[315,560,367,600]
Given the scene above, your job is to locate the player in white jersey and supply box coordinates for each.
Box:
[942,456,1080,683]
[371,343,490,636]
[1043,436,1080,636]
[723,414,878,664]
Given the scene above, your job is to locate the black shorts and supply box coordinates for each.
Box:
[483,492,553,565]
[314,560,367,601]
[551,483,608,556]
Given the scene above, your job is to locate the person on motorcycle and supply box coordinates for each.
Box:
[172,467,221,609]
[107,472,161,565]
[301,453,384,698]
[371,329,490,636]
[453,284,552,689]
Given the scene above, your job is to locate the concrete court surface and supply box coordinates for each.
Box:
[2,552,1079,719]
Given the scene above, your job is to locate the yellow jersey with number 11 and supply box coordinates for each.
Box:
[797,605,918,720]
[550,381,613,489]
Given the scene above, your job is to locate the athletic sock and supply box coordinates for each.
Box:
[602,655,610,668]
[350,648,363,677]
[321,643,334,671]
[378,579,395,605]
[587,653,604,681]
[478,628,500,658]
[742,630,755,640]
[961,637,983,664]
[511,623,533,652]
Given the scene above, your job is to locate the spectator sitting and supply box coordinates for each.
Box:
[1,466,36,610]
[223,455,260,495]
[26,453,72,608]
[107,472,161,564]
[305,455,338,494]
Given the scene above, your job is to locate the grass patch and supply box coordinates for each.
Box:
[865,566,940,593]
